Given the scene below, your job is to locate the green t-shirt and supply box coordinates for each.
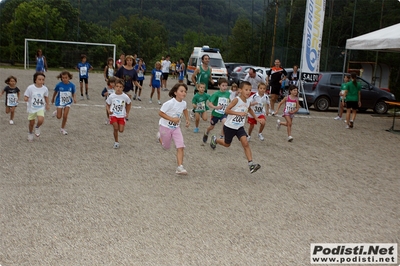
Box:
[192,92,211,113]
[196,65,211,92]
[209,90,231,118]
[345,81,361,102]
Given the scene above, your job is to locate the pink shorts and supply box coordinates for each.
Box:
[159,125,185,149]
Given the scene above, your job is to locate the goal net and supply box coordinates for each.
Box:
[25,38,116,70]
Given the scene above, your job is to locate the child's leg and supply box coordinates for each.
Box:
[220,118,227,137]
[118,124,125,133]
[284,116,293,136]
[80,81,83,95]
[138,87,142,97]
[150,87,155,99]
[258,119,265,133]
[112,122,119,142]
[215,138,230,147]
[28,119,35,133]
[201,111,208,121]
[36,115,45,128]
[61,107,70,129]
[239,135,253,161]
[195,112,200,127]
[156,88,161,100]
[176,147,184,166]
[346,108,351,125]
[56,107,63,119]
[248,124,255,136]
[206,124,214,135]
[5,106,10,114]
[351,109,357,121]
[85,81,89,95]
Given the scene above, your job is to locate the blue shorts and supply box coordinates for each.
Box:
[210,115,227,125]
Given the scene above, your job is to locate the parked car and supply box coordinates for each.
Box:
[225,63,252,85]
[303,72,396,114]
[229,65,254,85]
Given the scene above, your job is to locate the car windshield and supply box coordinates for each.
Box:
[209,58,225,68]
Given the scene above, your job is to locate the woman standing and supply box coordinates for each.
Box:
[343,72,361,129]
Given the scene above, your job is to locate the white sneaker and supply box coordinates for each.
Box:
[113,142,120,149]
[276,119,281,130]
[60,128,68,135]
[334,116,342,120]
[34,127,40,137]
[176,165,188,175]
[158,100,161,105]
[52,110,57,117]
[190,110,194,121]
[247,136,251,142]
[345,125,350,129]
[27,133,34,142]
[156,132,161,143]
[86,94,90,100]
[80,95,84,100]
[149,99,153,104]
[258,133,264,141]
[271,111,275,116]
[105,119,109,125]
[288,136,293,142]
[9,120,14,125]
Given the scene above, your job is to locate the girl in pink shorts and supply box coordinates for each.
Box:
[158,83,190,175]
[275,85,300,142]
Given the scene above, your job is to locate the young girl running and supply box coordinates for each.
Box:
[51,71,76,135]
[103,57,115,83]
[157,83,190,175]
[275,85,300,142]
[101,77,116,124]
[133,58,146,101]
[149,61,163,105]
[1,76,20,125]
[192,83,210,133]
[106,79,132,149]
[24,72,50,141]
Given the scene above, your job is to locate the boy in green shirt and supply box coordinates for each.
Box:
[203,78,230,143]
[192,83,211,133]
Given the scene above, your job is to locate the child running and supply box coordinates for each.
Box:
[203,78,230,143]
[275,85,300,142]
[229,83,239,102]
[75,54,93,100]
[106,79,132,149]
[149,61,163,105]
[24,72,50,141]
[101,77,116,124]
[209,81,262,174]
[51,71,76,135]
[157,83,190,175]
[133,58,146,101]
[1,76,20,125]
[192,83,210,133]
[103,57,115,83]
[247,82,270,141]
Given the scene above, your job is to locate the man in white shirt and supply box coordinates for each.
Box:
[243,67,265,94]
[161,55,171,91]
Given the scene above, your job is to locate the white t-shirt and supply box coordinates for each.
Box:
[24,84,49,113]
[106,93,131,118]
[159,97,187,129]
[248,93,270,118]
[161,60,171,73]
[229,89,238,102]
[243,73,264,93]
[225,97,251,130]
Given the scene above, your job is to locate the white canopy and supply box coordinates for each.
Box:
[346,23,400,52]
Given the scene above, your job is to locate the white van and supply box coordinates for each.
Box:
[186,46,228,87]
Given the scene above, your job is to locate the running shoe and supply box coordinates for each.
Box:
[203,131,208,143]
[34,127,40,137]
[190,110,194,121]
[334,116,342,120]
[60,128,68,135]
[193,127,199,133]
[158,100,161,105]
[86,94,90,100]
[176,165,188,175]
[137,97,141,101]
[345,125,350,129]
[349,120,354,128]
[247,136,251,142]
[249,163,261,173]
[258,133,264,141]
[9,120,14,125]
[276,119,281,130]
[52,110,57,117]
[80,95,84,100]
[288,136,293,142]
[133,94,137,100]
[210,135,217,149]
[113,142,120,149]
[149,99,153,104]
[27,133,34,142]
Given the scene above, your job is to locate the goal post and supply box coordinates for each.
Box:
[25,38,116,70]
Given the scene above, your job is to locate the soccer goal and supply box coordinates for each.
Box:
[24,38,116,70]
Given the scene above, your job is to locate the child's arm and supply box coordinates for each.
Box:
[106,103,111,115]
[125,102,131,119]
[45,96,50,110]
[0,89,4,98]
[275,97,286,113]
[225,98,245,116]
[51,89,57,104]
[24,95,29,102]
[44,56,48,71]
[191,67,199,85]
[207,99,222,110]
[248,107,265,125]
[183,108,190,127]
[149,74,153,87]
[103,66,108,81]
[133,80,142,90]
[101,88,107,97]
[159,110,180,124]
[265,103,270,116]
[291,98,301,114]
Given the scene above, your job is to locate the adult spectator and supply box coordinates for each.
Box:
[267,59,287,115]
[243,67,264,95]
[191,54,214,93]
[161,55,171,91]
[287,65,299,86]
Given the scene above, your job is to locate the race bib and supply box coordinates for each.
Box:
[196,102,205,111]
[155,72,162,81]
[7,93,18,106]
[80,66,87,76]
[167,113,181,129]
[108,68,114,77]
[59,91,72,106]
[32,94,45,108]
[286,102,296,112]
[253,103,264,115]
[138,70,144,78]
[111,99,125,116]
[215,97,228,115]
